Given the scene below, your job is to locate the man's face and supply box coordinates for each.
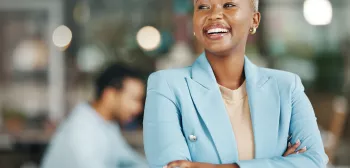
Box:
[113,78,145,124]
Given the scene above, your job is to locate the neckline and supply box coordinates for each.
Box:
[218,81,247,102]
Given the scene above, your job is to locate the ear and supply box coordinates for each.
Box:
[102,87,120,101]
[252,12,261,29]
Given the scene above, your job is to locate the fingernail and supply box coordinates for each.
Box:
[302,146,307,150]
[163,166,167,168]
[296,151,299,154]
[288,142,292,147]
[296,139,300,144]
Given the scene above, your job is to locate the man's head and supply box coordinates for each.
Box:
[94,64,145,124]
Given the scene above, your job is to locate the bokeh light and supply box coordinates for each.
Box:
[12,40,48,71]
[303,0,333,26]
[77,45,106,73]
[52,25,73,49]
[136,26,161,51]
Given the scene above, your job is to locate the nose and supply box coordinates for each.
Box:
[209,5,223,20]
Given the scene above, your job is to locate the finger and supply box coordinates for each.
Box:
[166,160,187,168]
[283,139,301,157]
[293,146,307,155]
[166,166,182,168]
[165,160,180,168]
[285,139,300,155]
[166,162,181,168]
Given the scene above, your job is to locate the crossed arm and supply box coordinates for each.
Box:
[165,140,307,168]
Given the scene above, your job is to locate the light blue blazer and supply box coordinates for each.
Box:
[143,53,328,168]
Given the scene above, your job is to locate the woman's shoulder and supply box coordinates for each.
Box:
[150,66,192,78]
[146,66,192,89]
[260,67,296,79]
[259,67,302,90]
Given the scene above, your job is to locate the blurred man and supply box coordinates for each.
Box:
[41,64,148,168]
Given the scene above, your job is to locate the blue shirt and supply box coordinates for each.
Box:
[41,103,148,168]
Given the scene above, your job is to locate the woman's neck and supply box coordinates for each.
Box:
[205,50,245,90]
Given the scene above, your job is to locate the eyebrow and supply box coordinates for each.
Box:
[196,0,211,4]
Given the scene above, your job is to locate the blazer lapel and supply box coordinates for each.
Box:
[244,57,281,159]
[186,53,238,163]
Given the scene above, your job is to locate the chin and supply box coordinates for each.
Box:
[199,37,232,52]
[204,45,233,55]
[122,118,133,124]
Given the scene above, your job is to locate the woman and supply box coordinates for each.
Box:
[143,0,328,167]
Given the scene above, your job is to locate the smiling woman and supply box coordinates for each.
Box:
[192,0,260,56]
[143,0,329,168]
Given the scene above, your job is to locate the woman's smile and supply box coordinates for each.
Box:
[193,0,258,54]
[203,22,232,40]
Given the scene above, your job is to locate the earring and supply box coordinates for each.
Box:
[250,27,257,35]
[193,32,196,36]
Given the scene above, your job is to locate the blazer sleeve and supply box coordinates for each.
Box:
[236,74,329,168]
[143,72,192,168]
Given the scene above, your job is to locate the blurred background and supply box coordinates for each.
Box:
[0,0,349,167]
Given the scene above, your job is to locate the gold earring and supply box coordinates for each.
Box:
[250,27,257,35]
[193,32,196,36]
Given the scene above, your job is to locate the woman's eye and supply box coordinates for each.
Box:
[223,3,236,8]
[198,5,210,10]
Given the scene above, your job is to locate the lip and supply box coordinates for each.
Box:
[203,23,231,32]
[203,23,231,40]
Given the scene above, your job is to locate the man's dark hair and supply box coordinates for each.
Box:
[94,63,143,100]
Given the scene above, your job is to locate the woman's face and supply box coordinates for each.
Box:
[193,0,260,54]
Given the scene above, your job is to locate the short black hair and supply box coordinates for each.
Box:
[94,63,143,100]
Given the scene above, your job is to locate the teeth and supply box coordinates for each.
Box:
[207,28,229,34]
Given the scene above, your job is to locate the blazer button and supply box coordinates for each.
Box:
[189,135,197,142]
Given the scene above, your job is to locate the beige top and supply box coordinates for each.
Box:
[218,81,255,160]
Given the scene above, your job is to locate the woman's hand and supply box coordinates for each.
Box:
[165,160,239,168]
[165,160,212,168]
[283,139,307,157]
[164,160,193,168]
